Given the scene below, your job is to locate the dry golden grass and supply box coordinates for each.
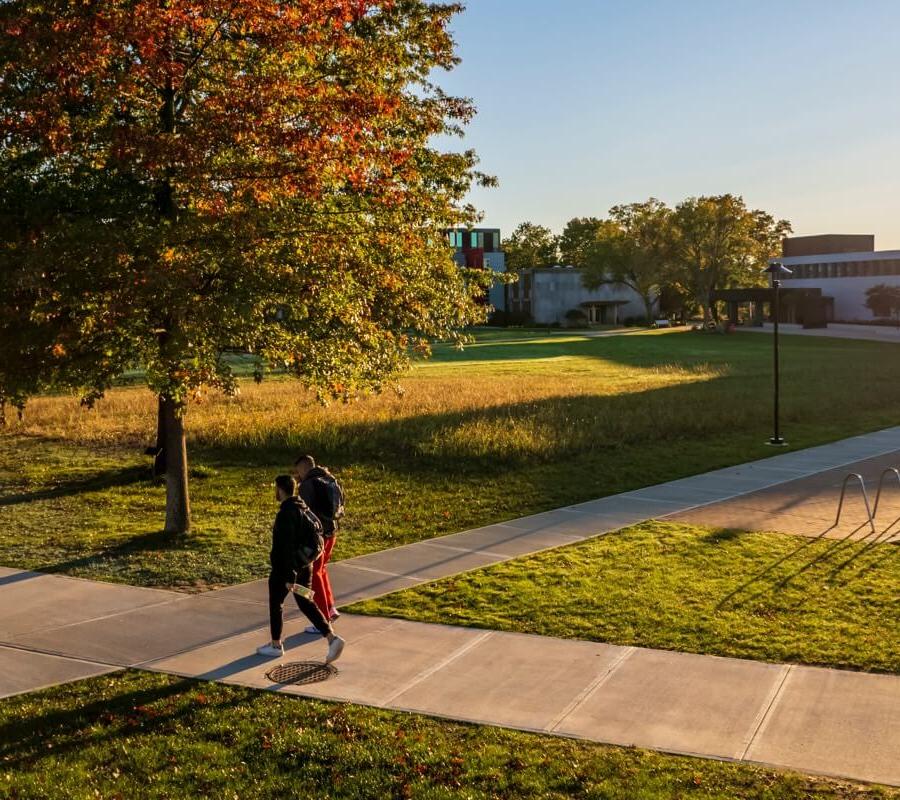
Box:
[17,361,719,457]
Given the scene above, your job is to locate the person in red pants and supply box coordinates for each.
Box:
[293,454,345,628]
[256,475,344,663]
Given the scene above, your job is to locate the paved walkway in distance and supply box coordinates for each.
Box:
[669,449,900,542]
[742,322,900,343]
[2,426,900,787]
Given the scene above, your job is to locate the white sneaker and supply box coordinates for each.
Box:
[325,635,345,664]
[328,607,340,621]
[256,642,284,658]
[304,625,320,635]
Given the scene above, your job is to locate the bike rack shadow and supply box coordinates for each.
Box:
[717,467,899,610]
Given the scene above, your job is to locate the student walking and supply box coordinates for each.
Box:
[293,455,344,627]
[257,475,345,663]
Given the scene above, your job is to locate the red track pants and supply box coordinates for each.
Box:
[312,535,336,617]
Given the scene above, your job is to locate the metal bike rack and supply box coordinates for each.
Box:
[873,467,900,517]
[834,473,876,533]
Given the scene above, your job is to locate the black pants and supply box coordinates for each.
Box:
[268,566,332,641]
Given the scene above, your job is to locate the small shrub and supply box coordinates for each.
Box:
[488,310,533,327]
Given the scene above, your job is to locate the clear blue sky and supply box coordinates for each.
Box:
[438,0,900,248]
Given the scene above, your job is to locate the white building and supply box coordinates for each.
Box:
[507,266,652,325]
[772,235,900,322]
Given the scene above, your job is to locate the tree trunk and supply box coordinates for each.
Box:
[161,396,191,534]
[152,395,167,476]
[642,293,655,324]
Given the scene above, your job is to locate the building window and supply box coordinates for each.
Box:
[471,231,483,249]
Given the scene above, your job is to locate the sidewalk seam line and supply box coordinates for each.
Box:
[738,664,794,761]
[380,631,494,707]
[6,596,182,639]
[418,542,509,557]
[337,564,409,579]
[0,640,123,670]
[137,616,405,670]
[547,646,636,732]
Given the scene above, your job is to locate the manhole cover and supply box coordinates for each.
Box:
[265,661,338,686]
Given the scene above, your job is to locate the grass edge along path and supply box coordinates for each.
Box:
[6,329,900,590]
[1,670,897,800]
[347,521,900,674]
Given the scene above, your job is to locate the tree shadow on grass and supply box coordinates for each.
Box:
[33,528,193,577]
[0,673,243,771]
[196,377,766,475]
[0,465,151,507]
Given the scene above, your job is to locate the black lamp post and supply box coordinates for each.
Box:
[764,261,792,446]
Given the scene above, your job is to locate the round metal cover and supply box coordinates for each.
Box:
[265,661,338,685]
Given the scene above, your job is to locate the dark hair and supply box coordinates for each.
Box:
[275,474,297,497]
[293,454,316,471]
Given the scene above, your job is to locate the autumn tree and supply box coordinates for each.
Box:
[580,200,671,322]
[669,195,791,322]
[0,0,493,533]
[502,222,559,271]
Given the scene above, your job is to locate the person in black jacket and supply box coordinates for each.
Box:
[256,475,345,663]
[293,454,342,626]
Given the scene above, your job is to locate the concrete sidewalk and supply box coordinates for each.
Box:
[141,615,900,787]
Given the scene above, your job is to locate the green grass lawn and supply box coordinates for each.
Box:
[3,328,900,589]
[348,521,900,673]
[2,670,896,800]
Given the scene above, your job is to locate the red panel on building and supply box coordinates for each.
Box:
[465,248,484,268]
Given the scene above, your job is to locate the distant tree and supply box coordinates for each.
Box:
[558,217,604,267]
[669,195,791,322]
[503,222,559,271]
[0,0,493,533]
[865,284,900,326]
[580,199,672,323]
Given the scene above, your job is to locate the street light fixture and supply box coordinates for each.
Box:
[764,261,793,446]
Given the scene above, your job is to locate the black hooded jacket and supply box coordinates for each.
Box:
[270,496,308,579]
[299,466,340,536]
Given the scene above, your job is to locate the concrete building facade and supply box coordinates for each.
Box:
[771,235,900,322]
[507,266,651,325]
